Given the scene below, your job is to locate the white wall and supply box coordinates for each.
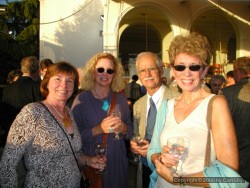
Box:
[40,0,104,68]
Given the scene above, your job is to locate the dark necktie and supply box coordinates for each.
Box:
[146,97,157,141]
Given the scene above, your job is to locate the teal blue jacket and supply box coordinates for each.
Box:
[147,99,168,188]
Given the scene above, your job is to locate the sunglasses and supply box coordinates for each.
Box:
[96,67,115,74]
[173,65,203,72]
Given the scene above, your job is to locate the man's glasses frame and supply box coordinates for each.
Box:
[173,64,203,72]
[96,67,115,74]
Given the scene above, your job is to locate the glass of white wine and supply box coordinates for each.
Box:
[112,104,122,140]
[95,143,107,174]
[167,136,190,175]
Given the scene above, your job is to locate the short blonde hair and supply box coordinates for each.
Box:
[233,57,250,74]
[81,52,124,91]
[169,32,212,67]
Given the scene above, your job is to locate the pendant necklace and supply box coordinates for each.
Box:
[49,103,71,128]
[93,88,110,111]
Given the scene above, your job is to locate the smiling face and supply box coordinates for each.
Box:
[136,54,162,95]
[47,73,75,102]
[94,58,115,87]
[172,53,207,92]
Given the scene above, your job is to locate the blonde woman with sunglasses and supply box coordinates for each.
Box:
[147,33,239,188]
[71,52,133,188]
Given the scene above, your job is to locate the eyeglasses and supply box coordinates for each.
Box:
[96,67,115,74]
[173,65,203,72]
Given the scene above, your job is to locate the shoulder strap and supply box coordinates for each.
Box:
[102,92,116,146]
[38,102,88,181]
[204,95,218,167]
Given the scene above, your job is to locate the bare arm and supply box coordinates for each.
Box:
[211,95,238,171]
[154,96,238,187]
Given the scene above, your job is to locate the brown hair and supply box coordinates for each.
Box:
[40,62,79,98]
[40,59,53,70]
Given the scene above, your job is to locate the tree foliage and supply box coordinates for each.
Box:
[0,0,39,84]
[1,0,39,53]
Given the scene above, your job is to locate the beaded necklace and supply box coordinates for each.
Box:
[49,103,71,128]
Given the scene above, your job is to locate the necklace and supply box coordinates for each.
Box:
[49,103,71,128]
[93,87,110,111]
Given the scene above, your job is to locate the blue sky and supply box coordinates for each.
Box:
[0,0,21,5]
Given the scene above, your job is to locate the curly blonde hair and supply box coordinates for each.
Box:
[169,32,212,67]
[81,52,124,91]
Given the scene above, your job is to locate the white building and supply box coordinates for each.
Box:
[40,0,250,79]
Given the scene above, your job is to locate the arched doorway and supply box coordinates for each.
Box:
[118,5,171,78]
[119,24,161,62]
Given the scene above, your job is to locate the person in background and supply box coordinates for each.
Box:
[161,77,167,85]
[6,69,22,84]
[0,62,105,187]
[209,74,226,94]
[2,56,42,112]
[1,56,43,149]
[124,74,143,101]
[130,52,180,188]
[225,70,235,86]
[67,67,85,107]
[0,69,22,146]
[39,58,53,80]
[220,57,250,183]
[148,32,238,187]
[71,52,133,188]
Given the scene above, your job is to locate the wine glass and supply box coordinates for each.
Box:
[167,136,190,175]
[112,104,122,140]
[95,143,107,174]
[130,135,145,164]
[132,135,146,147]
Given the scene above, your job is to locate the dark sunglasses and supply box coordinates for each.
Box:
[173,65,203,72]
[96,67,115,74]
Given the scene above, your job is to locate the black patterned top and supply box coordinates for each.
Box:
[0,102,82,188]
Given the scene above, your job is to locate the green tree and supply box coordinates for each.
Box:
[4,0,39,55]
[0,0,39,84]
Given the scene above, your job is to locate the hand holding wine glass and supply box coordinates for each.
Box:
[130,135,146,164]
[95,143,107,174]
[132,135,146,147]
[112,104,122,140]
[130,135,149,158]
[166,136,190,175]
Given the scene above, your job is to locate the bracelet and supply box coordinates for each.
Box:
[179,176,185,187]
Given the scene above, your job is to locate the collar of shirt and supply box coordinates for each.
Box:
[147,84,164,112]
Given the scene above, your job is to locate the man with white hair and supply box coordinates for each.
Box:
[130,52,180,188]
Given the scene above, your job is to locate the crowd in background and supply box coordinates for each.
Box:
[0,32,249,188]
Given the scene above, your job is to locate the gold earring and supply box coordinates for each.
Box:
[201,79,206,88]
[172,79,177,87]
